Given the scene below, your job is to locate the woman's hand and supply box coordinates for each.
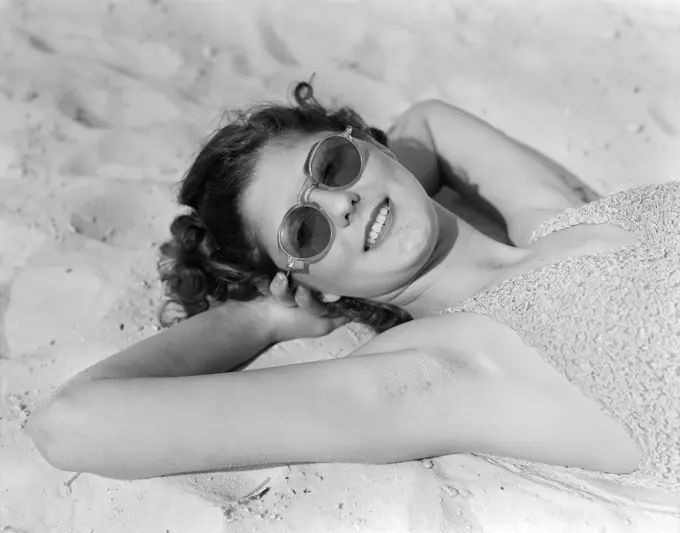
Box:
[260,274,350,343]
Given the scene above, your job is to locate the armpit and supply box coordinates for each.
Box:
[376,349,475,406]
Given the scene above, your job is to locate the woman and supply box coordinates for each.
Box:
[26,83,679,504]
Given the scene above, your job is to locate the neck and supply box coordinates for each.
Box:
[376,202,533,319]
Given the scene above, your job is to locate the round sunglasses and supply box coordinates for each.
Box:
[277,126,368,277]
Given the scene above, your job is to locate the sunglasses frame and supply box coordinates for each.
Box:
[277,126,368,278]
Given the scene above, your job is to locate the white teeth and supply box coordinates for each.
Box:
[365,202,390,249]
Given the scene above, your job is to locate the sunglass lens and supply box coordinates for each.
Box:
[281,206,332,259]
[311,136,361,188]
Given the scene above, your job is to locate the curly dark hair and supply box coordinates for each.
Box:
[158,81,412,333]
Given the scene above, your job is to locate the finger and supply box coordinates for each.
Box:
[270,273,296,307]
[255,277,271,296]
[331,316,351,329]
[294,285,328,316]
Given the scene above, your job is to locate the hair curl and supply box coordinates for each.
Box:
[158,81,412,333]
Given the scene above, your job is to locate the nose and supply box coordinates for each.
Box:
[309,188,360,227]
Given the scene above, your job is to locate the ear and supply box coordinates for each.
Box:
[320,292,341,303]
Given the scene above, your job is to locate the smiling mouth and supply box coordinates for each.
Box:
[364,198,391,251]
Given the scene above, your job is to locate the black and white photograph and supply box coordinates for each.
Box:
[2,0,679,531]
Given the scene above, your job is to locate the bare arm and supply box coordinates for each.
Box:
[26,301,619,479]
[24,271,481,481]
[26,343,479,480]
[388,100,600,246]
[53,300,277,391]
[37,279,346,395]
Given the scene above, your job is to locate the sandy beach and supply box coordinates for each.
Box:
[1,0,679,531]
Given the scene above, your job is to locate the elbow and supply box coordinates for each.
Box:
[25,392,130,479]
[25,397,82,473]
[409,99,450,120]
[409,99,476,129]
[393,99,448,132]
[25,391,156,482]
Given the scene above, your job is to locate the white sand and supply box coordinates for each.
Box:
[2,0,679,531]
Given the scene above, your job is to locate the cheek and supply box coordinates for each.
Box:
[303,244,351,283]
[395,191,436,240]
[257,226,292,274]
[313,238,373,291]
[323,242,354,271]
[394,217,434,258]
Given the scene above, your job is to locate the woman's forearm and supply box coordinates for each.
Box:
[54,299,276,393]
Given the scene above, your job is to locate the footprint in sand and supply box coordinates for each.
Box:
[57,80,180,131]
[62,127,192,179]
[56,89,109,129]
[647,102,678,138]
[0,220,47,358]
[228,47,252,78]
[259,22,299,66]
[120,39,183,79]
[4,340,116,396]
[60,180,176,249]
[24,32,56,55]
[0,143,20,179]
[339,29,414,84]
[339,35,388,83]
[3,259,119,357]
[116,83,181,128]
[0,284,11,359]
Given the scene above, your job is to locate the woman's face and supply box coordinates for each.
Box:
[240,130,440,299]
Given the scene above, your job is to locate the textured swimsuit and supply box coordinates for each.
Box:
[435,182,680,493]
